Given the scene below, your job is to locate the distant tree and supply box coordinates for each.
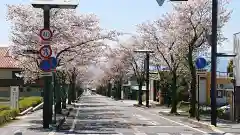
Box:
[227,59,233,77]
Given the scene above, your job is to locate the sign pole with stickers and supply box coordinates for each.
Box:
[38,18,53,128]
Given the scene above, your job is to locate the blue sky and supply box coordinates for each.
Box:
[1,0,239,72]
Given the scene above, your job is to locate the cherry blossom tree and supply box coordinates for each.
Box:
[117,38,147,105]
[105,47,133,99]
[137,12,184,113]
[172,0,231,117]
[7,4,119,82]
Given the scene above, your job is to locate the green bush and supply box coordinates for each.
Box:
[0,96,42,126]
[0,109,19,125]
[19,96,42,112]
[0,105,10,111]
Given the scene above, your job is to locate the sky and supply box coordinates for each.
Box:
[0,0,240,72]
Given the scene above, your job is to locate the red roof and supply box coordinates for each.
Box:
[0,47,19,69]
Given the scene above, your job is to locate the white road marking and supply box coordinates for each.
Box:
[157,133,171,135]
[134,114,149,120]
[133,125,185,128]
[134,108,207,134]
[115,133,124,135]
[147,121,159,125]
[134,133,147,135]
[48,132,55,135]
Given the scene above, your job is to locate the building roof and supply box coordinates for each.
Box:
[0,47,19,69]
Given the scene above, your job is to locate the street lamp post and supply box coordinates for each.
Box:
[134,49,154,107]
[210,0,218,126]
[30,0,79,129]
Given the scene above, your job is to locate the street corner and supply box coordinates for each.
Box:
[184,118,229,134]
[184,118,210,129]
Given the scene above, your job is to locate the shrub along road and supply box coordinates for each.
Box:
[0,96,42,128]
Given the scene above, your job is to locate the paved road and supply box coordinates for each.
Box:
[53,91,221,135]
[0,91,223,135]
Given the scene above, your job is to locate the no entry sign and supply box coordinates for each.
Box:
[40,28,52,40]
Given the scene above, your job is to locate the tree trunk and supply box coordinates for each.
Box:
[119,78,123,99]
[55,78,62,114]
[116,81,121,100]
[138,81,143,105]
[188,49,196,117]
[107,81,111,97]
[72,73,76,101]
[62,84,67,109]
[170,71,178,114]
[68,82,72,104]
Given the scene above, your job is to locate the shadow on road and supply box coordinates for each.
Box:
[75,105,115,108]
[28,120,43,125]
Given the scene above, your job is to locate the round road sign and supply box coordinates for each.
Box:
[40,28,53,40]
[195,57,207,69]
[39,45,52,59]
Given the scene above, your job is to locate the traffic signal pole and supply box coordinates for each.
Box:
[43,5,52,128]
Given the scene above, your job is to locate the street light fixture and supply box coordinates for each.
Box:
[134,49,154,107]
[217,53,237,57]
[31,0,79,9]
[156,0,188,6]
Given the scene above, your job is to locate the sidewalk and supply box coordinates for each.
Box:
[0,104,73,135]
[0,110,53,135]
[157,107,240,135]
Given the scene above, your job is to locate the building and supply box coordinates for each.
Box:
[194,70,233,106]
[0,47,24,97]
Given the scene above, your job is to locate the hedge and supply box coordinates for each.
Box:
[19,96,42,112]
[0,105,10,112]
[0,109,19,125]
[0,96,42,126]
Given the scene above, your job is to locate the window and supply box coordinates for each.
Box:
[12,71,21,79]
[217,90,223,98]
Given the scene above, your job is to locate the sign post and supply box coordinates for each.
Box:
[10,86,19,110]
[195,57,207,121]
[30,0,78,129]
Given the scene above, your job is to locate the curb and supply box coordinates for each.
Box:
[32,102,43,112]
[186,119,234,135]
[19,107,33,116]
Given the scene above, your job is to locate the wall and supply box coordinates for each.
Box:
[206,72,233,104]
[0,90,41,98]
[0,69,19,79]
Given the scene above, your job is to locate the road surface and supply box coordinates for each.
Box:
[54,91,220,135]
[0,90,222,135]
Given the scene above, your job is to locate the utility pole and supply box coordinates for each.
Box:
[134,49,154,107]
[210,0,218,126]
[145,53,150,107]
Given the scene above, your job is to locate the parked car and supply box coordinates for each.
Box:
[219,104,230,114]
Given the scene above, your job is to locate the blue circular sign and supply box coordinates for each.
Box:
[40,60,51,71]
[195,57,207,69]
